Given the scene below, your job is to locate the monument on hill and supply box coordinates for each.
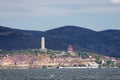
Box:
[40,37,47,51]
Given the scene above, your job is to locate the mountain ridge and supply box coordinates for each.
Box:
[0,25,120,57]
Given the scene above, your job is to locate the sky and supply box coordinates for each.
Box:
[0,0,120,31]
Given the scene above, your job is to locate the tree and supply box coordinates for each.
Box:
[95,58,102,64]
[42,65,47,69]
[106,60,113,65]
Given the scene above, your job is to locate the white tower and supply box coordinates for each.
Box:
[41,37,47,51]
[41,37,45,50]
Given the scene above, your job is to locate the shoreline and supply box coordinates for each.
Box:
[0,66,119,69]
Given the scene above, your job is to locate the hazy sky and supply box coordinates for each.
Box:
[0,0,120,31]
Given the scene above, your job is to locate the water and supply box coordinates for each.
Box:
[0,68,120,80]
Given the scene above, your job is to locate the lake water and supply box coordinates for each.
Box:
[0,68,120,80]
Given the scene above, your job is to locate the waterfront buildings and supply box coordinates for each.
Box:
[0,37,118,68]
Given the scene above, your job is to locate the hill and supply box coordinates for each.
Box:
[0,25,120,57]
[0,26,42,50]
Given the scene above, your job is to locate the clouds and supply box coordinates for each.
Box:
[110,0,120,4]
[0,0,120,18]
[0,0,120,31]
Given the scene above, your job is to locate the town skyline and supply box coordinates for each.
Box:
[0,37,119,69]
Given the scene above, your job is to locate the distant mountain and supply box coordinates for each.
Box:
[0,26,42,50]
[0,25,120,57]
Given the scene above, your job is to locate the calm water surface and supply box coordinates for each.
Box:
[0,68,120,80]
